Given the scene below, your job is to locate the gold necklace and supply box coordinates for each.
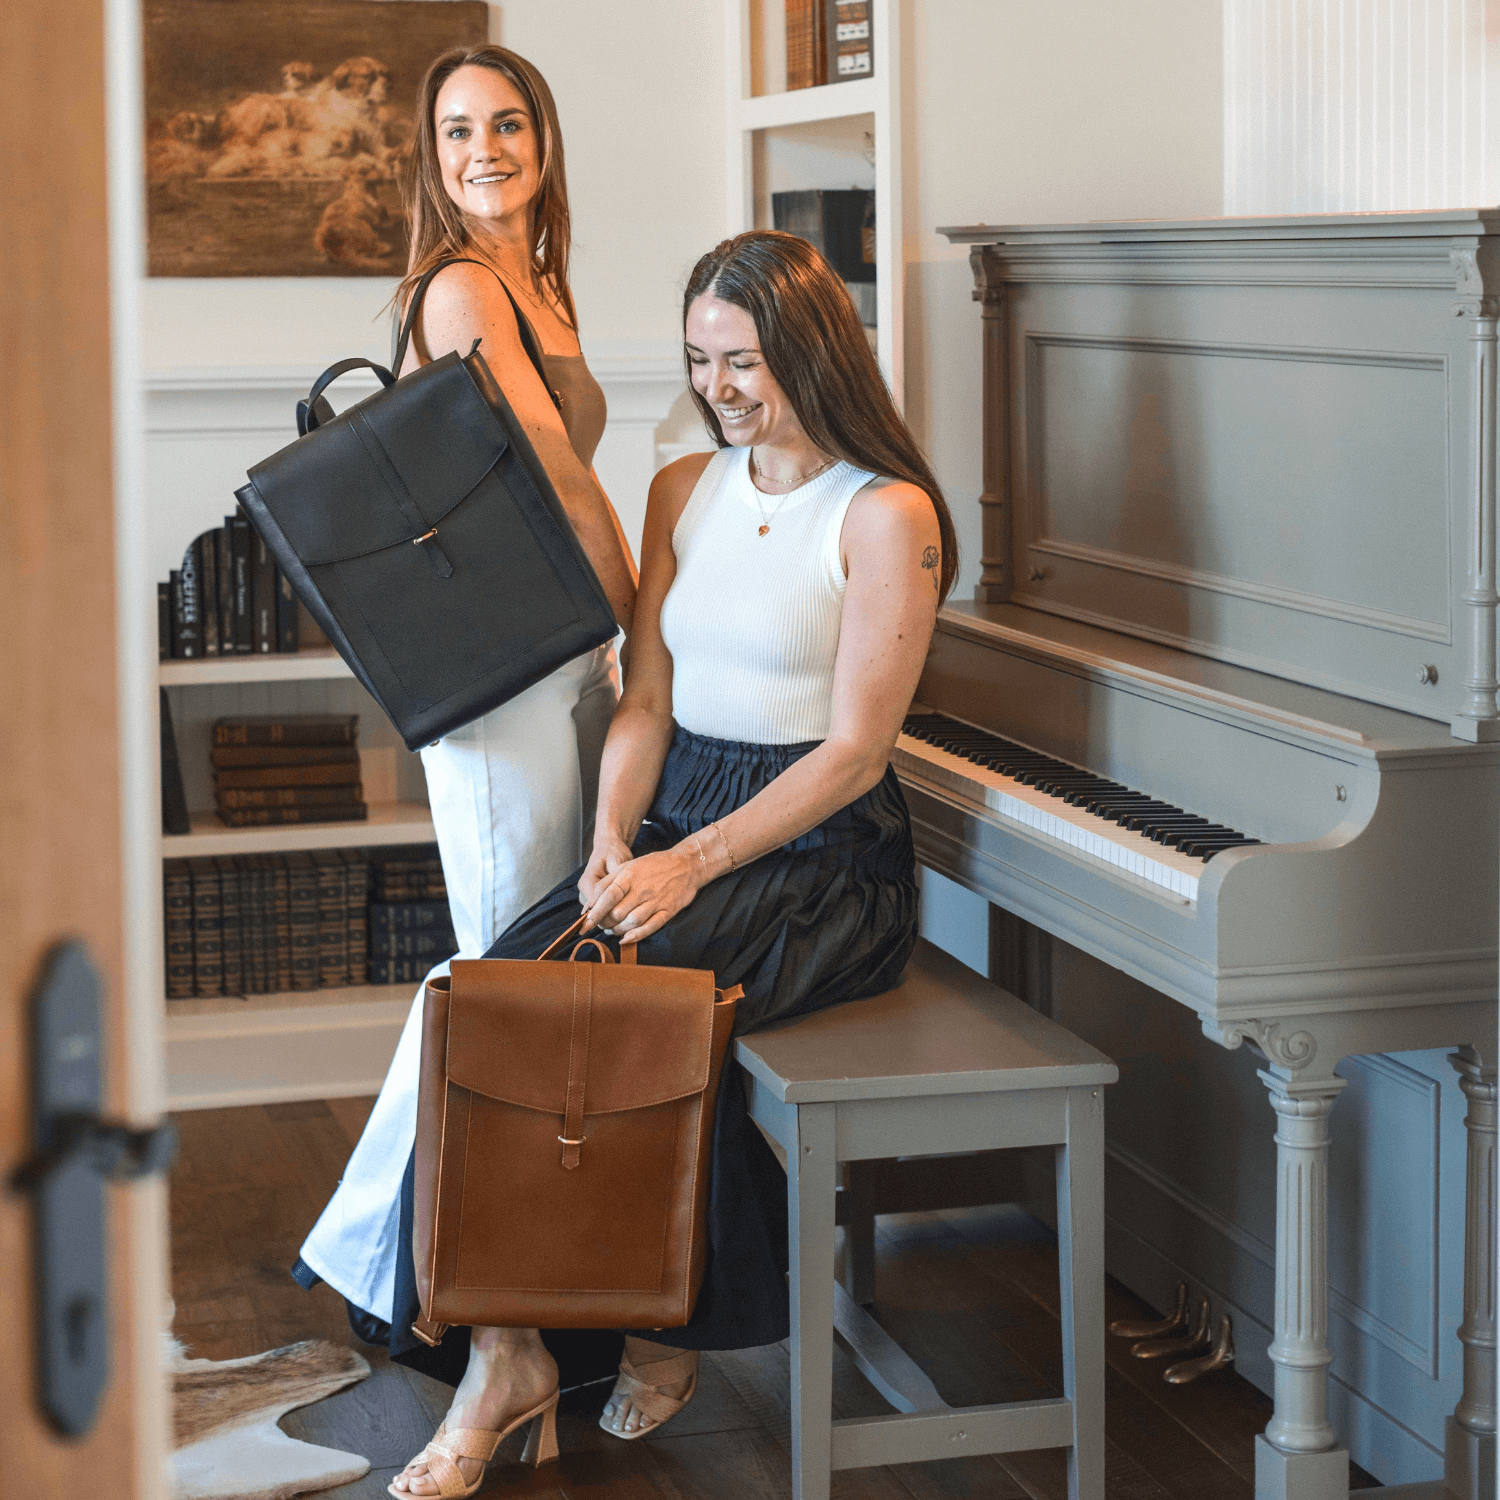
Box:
[750,449,836,536]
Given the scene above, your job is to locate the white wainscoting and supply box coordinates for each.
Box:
[1224,0,1499,215]
[144,355,691,583]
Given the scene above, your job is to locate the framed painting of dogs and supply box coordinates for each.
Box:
[144,0,487,276]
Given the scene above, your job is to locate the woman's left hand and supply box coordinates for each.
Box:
[582,848,701,945]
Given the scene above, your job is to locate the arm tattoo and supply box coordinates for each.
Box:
[921,544,940,596]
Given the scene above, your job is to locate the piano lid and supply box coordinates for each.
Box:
[936,211,1500,743]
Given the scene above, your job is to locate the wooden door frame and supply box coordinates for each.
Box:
[1,0,171,1487]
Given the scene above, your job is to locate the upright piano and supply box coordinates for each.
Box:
[899,211,1499,1500]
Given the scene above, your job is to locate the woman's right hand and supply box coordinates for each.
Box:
[579,831,635,908]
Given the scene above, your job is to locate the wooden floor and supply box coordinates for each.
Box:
[169,1099,1381,1498]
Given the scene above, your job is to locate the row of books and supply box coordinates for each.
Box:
[786,0,873,90]
[165,843,455,999]
[211,713,368,828]
[158,509,300,659]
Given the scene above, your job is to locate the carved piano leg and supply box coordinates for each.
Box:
[1444,1046,1497,1500]
[1254,1064,1352,1500]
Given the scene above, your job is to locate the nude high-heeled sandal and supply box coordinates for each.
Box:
[599,1348,699,1440]
[388,1388,559,1498]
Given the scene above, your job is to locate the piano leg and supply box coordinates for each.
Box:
[1254,1063,1352,1500]
[1444,1046,1497,1500]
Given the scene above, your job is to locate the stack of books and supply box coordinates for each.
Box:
[367,845,457,985]
[158,507,300,659]
[212,714,367,827]
[164,848,370,998]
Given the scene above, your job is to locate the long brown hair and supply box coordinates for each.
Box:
[684,232,958,601]
[398,45,576,327]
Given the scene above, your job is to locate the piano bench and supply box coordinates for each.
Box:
[735,938,1118,1500]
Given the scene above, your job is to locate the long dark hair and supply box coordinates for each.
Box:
[683,231,957,601]
[398,45,576,327]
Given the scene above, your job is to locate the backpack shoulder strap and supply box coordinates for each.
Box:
[393,257,559,408]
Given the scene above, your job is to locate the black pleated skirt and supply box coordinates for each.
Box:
[374,727,918,1379]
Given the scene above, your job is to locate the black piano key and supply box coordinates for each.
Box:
[902,711,1259,862]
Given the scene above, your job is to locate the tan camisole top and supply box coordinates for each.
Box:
[537,350,607,471]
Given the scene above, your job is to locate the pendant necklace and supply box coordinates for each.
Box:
[750,448,837,536]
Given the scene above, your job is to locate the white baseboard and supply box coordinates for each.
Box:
[165,992,408,1111]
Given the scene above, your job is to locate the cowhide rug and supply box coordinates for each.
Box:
[168,1336,372,1500]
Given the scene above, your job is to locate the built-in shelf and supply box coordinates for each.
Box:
[162,801,434,858]
[159,647,352,686]
[165,981,410,1018]
[164,983,414,1109]
[735,75,877,131]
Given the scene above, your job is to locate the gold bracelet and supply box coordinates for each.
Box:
[710,820,737,872]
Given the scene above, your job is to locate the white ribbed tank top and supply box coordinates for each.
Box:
[659,446,874,745]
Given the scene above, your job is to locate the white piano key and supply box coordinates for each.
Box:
[892,732,1204,902]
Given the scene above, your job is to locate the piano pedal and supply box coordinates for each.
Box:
[1131,1294,1210,1360]
[1108,1279,1188,1339]
[1164,1313,1235,1385]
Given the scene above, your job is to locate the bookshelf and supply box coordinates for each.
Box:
[158,647,429,1108]
[726,0,904,404]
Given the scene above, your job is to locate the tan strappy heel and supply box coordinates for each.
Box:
[599,1347,699,1440]
[388,1388,560,1498]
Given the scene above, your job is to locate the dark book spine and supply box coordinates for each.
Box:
[368,899,455,934]
[158,582,171,661]
[211,744,360,768]
[217,784,364,809]
[829,0,873,77]
[188,857,222,998]
[178,544,202,659]
[271,857,292,992]
[215,523,235,656]
[197,532,220,657]
[159,688,191,837]
[169,569,190,659]
[252,529,276,654]
[341,849,370,985]
[275,565,300,653]
[213,714,360,747]
[370,956,419,985]
[313,852,349,988]
[164,860,195,999]
[230,511,253,653]
[215,804,369,827]
[214,762,363,790]
[371,929,458,960]
[216,857,243,997]
[285,852,319,991]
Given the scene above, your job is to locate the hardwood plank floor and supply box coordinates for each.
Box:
[168,1101,1381,1498]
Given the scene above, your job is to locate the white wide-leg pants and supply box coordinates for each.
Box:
[296,644,619,1319]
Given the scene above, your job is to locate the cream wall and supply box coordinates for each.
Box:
[899,0,1225,599]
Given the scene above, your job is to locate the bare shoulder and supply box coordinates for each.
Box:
[417,260,514,326]
[648,450,717,531]
[845,478,940,544]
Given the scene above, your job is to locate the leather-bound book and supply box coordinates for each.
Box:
[215,523,235,657]
[216,803,369,826]
[369,898,454,934]
[211,744,359,769]
[187,857,222,998]
[214,762,362,791]
[786,0,827,88]
[285,852,319,991]
[158,582,171,661]
[312,850,349,987]
[275,565,299,653]
[217,784,364,809]
[215,856,244,998]
[252,530,277,654]
[230,510,253,653]
[827,0,873,78]
[164,859,195,999]
[196,531,220,657]
[214,714,359,747]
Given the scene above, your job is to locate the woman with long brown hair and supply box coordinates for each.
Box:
[378,229,958,1497]
[292,43,638,1393]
